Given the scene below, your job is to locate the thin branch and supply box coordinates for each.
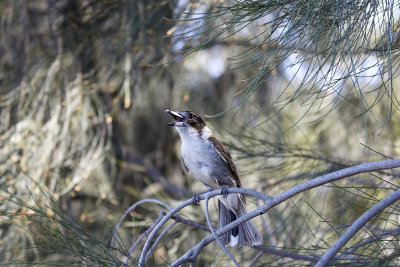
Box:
[164,204,342,265]
[204,195,239,267]
[253,245,364,265]
[139,188,271,266]
[110,199,171,258]
[164,206,333,265]
[253,246,319,263]
[316,188,400,267]
[123,211,164,266]
[248,251,263,267]
[138,199,203,266]
[133,159,400,266]
[340,226,400,256]
[169,213,211,232]
[114,200,212,264]
[258,199,277,246]
[144,221,177,261]
[169,159,400,266]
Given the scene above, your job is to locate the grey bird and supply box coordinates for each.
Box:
[166,109,263,247]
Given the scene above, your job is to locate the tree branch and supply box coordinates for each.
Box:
[135,159,400,266]
[144,221,177,261]
[170,159,400,266]
[316,188,400,267]
[110,199,171,258]
[204,195,239,267]
[123,211,164,266]
[340,226,400,256]
[139,188,271,266]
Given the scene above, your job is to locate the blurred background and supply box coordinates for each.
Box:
[1,0,400,265]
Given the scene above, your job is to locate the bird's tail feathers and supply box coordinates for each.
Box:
[218,199,263,247]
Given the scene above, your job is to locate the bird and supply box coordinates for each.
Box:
[166,109,263,247]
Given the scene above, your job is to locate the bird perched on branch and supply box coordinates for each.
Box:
[166,109,263,247]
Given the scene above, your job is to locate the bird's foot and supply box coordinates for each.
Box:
[192,194,201,206]
[221,185,229,198]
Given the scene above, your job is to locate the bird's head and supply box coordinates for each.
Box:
[165,109,208,137]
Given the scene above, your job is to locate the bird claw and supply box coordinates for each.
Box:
[192,194,201,206]
[221,185,229,198]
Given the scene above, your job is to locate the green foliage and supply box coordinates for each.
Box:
[171,0,400,128]
[0,177,129,266]
[1,0,400,265]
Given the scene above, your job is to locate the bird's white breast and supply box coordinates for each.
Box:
[178,127,220,188]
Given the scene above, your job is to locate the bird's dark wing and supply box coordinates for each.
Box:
[208,136,241,188]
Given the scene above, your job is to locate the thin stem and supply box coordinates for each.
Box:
[144,221,177,261]
[204,195,239,267]
[248,251,263,267]
[110,199,171,258]
[340,226,400,256]
[316,188,400,267]
[123,211,164,266]
[171,159,400,265]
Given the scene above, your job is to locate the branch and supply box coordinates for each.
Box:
[110,199,171,258]
[248,251,263,267]
[134,159,400,266]
[253,246,362,265]
[114,199,210,264]
[253,246,320,263]
[170,159,400,266]
[340,226,400,256]
[316,188,400,267]
[204,195,239,267]
[169,213,210,232]
[123,211,164,266]
[144,221,177,261]
[138,188,271,266]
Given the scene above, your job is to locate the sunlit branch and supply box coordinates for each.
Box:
[135,159,400,266]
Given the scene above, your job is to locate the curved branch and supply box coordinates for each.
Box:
[316,188,400,267]
[124,211,164,266]
[138,188,271,266]
[138,199,201,265]
[144,221,177,261]
[132,159,400,266]
[110,199,171,257]
[341,226,400,256]
[170,159,400,265]
[204,195,239,267]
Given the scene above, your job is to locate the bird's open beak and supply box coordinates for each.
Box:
[165,109,184,126]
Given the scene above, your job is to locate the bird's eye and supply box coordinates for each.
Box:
[188,114,194,120]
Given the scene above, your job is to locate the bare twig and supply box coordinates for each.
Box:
[340,226,400,256]
[316,188,400,267]
[144,221,177,261]
[170,159,400,266]
[253,246,319,263]
[123,211,164,266]
[110,199,171,258]
[139,188,271,266]
[249,200,277,267]
[133,159,400,266]
[248,251,263,267]
[138,198,202,266]
[204,195,239,267]
[169,213,210,232]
